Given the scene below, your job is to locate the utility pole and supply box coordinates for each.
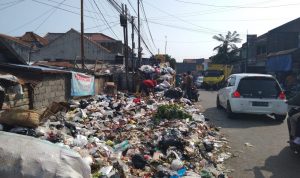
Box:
[80,0,85,69]
[165,35,167,55]
[131,16,135,72]
[137,0,141,66]
[121,4,129,90]
[131,16,135,92]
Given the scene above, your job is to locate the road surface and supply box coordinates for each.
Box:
[198,90,300,178]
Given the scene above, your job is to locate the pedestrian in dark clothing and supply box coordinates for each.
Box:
[186,71,194,99]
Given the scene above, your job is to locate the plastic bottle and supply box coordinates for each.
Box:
[113,140,130,152]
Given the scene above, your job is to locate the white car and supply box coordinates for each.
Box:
[216,73,288,121]
[195,76,204,88]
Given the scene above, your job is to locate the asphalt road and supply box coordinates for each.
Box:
[198,90,300,178]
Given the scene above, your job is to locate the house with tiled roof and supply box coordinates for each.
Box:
[0,33,30,64]
[19,32,48,48]
[31,29,116,63]
[44,31,123,56]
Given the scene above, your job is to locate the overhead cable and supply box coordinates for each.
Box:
[0,0,24,11]
[92,0,119,39]
[173,0,300,8]
[140,0,157,50]
[143,1,223,34]
[34,0,66,31]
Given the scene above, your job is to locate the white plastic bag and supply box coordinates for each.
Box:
[0,131,91,178]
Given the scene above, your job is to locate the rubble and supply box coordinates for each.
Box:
[0,92,231,178]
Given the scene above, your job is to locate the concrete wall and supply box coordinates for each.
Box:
[33,76,68,109]
[32,29,115,62]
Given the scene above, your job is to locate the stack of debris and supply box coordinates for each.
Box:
[0,92,231,178]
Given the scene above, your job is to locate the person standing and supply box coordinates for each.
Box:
[186,71,194,99]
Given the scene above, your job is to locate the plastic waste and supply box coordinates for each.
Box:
[192,113,205,122]
[171,159,184,171]
[113,140,130,152]
[0,131,91,178]
[99,166,113,176]
[74,135,88,147]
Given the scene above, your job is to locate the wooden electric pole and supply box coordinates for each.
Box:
[121,4,129,90]
[80,0,85,69]
[131,16,135,92]
[137,0,141,66]
[131,16,135,72]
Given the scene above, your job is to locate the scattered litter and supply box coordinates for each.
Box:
[0,91,231,177]
[244,142,254,147]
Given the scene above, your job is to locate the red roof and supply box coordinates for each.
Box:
[19,32,48,46]
[84,33,116,42]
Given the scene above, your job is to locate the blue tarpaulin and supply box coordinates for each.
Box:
[266,54,292,72]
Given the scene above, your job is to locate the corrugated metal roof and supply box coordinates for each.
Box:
[0,33,31,47]
[0,63,70,74]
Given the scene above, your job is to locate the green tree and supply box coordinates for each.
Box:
[211,31,242,64]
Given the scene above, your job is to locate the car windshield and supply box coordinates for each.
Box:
[237,77,281,98]
[204,70,223,77]
[197,77,203,81]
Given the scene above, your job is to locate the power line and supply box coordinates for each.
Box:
[45,0,118,19]
[173,0,300,8]
[126,0,137,15]
[143,1,223,34]
[92,0,119,39]
[0,0,23,6]
[32,0,96,19]
[0,0,24,11]
[34,0,66,31]
[85,22,119,31]
[140,0,157,50]
[146,20,217,34]
[105,0,154,55]
[7,9,55,33]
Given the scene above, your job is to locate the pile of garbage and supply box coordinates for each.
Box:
[0,92,231,178]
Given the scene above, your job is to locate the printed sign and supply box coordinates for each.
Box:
[71,72,95,96]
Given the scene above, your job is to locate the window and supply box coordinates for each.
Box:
[237,77,280,98]
[227,77,236,87]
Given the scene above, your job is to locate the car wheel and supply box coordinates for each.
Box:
[275,114,287,122]
[216,96,222,109]
[226,101,236,119]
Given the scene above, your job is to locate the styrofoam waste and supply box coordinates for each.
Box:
[73,135,88,147]
[192,113,205,122]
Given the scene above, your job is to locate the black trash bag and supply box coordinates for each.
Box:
[64,121,78,137]
[203,141,214,152]
[164,88,183,99]
[9,127,37,137]
[158,129,185,154]
[132,154,147,169]
[153,170,170,178]
[79,100,89,109]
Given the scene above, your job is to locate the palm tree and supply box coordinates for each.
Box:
[212,31,241,64]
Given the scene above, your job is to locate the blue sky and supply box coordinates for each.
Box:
[1,0,300,61]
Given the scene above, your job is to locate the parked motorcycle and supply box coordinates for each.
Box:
[287,92,300,154]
